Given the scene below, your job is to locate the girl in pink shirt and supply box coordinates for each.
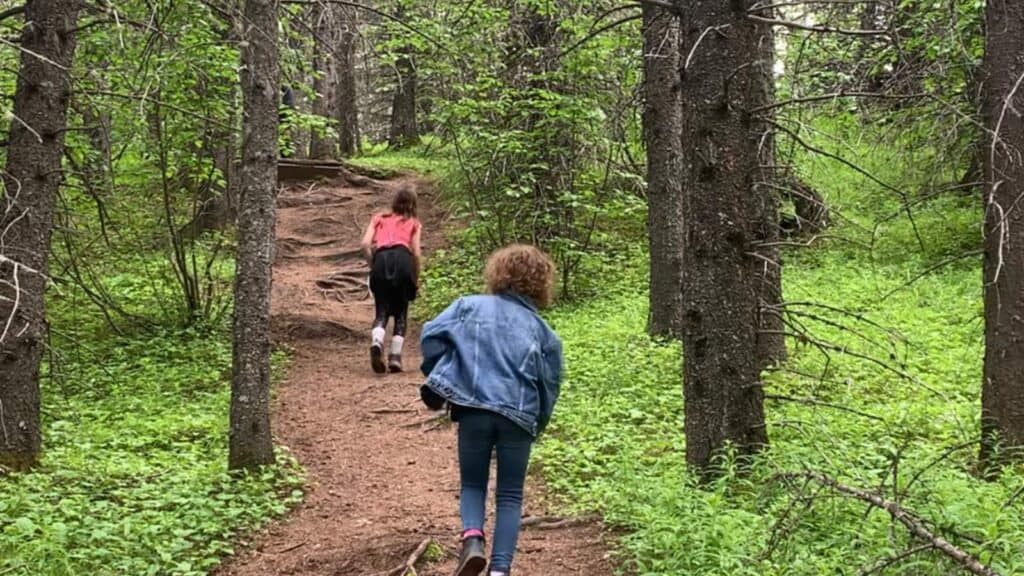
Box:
[360,187,423,373]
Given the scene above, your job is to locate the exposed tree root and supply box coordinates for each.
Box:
[316,269,370,302]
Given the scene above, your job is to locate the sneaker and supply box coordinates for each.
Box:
[370,344,385,374]
[453,536,486,576]
[387,353,403,373]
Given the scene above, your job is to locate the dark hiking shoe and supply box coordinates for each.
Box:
[388,353,403,373]
[453,536,486,576]
[370,344,386,374]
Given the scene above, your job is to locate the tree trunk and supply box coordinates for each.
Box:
[335,4,360,157]
[309,4,337,159]
[0,0,81,472]
[980,0,1024,471]
[388,46,419,149]
[749,8,786,368]
[230,0,279,471]
[680,0,768,473]
[644,5,684,339]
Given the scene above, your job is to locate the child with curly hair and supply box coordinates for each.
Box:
[419,244,563,576]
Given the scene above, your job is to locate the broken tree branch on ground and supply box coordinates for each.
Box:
[380,537,435,576]
[520,514,601,530]
[777,471,1001,576]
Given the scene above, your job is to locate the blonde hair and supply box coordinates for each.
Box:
[484,244,556,308]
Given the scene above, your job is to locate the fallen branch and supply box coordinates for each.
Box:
[780,471,1001,576]
[383,537,435,576]
[401,412,449,429]
[274,540,307,554]
[371,408,417,415]
[520,514,600,530]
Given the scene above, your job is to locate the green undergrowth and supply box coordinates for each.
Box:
[355,136,454,179]
[532,116,1024,574]
[419,115,1024,574]
[0,261,304,576]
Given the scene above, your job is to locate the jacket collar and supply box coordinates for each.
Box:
[498,291,538,312]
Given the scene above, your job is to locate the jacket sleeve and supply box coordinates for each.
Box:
[420,298,462,376]
[536,333,564,434]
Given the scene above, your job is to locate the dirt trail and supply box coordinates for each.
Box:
[216,173,615,576]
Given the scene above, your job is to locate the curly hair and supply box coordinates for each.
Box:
[484,244,556,308]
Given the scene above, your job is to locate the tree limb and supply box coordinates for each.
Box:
[780,471,1001,576]
[0,5,24,23]
[747,14,887,36]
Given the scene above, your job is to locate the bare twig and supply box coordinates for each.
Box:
[859,544,937,575]
[764,394,884,421]
[684,25,730,73]
[401,412,448,429]
[751,91,931,114]
[747,14,886,36]
[370,408,417,415]
[274,540,307,554]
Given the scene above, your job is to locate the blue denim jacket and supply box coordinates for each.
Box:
[420,292,563,437]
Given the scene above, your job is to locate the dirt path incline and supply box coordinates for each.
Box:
[216,173,615,576]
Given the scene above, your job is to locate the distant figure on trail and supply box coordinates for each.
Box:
[418,245,564,576]
[360,186,422,373]
[280,85,296,158]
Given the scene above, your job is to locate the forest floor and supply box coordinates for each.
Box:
[215,171,615,576]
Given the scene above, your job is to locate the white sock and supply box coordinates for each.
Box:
[390,335,404,356]
[372,327,385,348]
[489,572,507,576]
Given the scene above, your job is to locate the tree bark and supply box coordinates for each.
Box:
[643,4,684,339]
[0,0,81,472]
[980,0,1024,471]
[388,45,419,149]
[335,4,360,157]
[680,0,768,473]
[749,7,786,368]
[230,0,279,470]
[309,4,337,159]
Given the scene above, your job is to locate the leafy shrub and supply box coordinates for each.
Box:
[0,262,303,576]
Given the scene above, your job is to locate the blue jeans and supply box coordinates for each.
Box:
[457,408,534,573]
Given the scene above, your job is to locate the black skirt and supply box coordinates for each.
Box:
[370,246,418,304]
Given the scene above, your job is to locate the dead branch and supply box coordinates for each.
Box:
[274,540,307,554]
[877,249,984,301]
[520,514,600,530]
[370,408,417,415]
[747,14,887,36]
[751,91,931,114]
[401,412,449,429]
[381,537,435,576]
[859,543,936,575]
[781,471,1001,576]
[764,394,884,421]
[0,5,25,23]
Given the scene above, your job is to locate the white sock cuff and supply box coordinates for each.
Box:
[390,335,404,355]
[372,327,386,346]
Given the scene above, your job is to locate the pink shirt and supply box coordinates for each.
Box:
[373,213,420,250]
